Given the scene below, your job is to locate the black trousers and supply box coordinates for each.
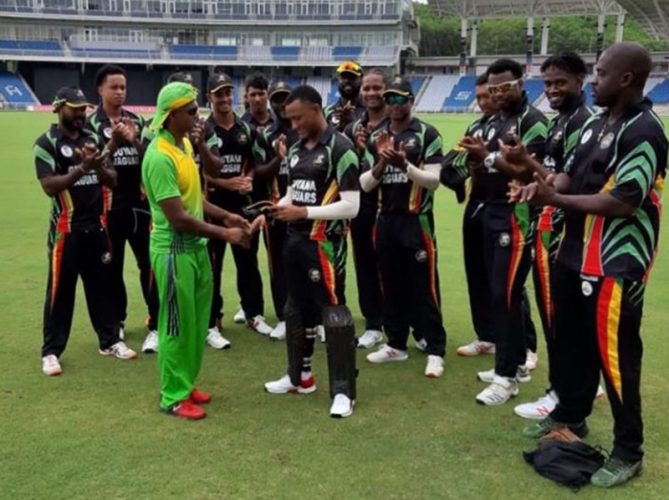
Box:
[375,213,446,357]
[549,262,645,462]
[350,208,383,331]
[107,206,159,330]
[462,201,532,376]
[463,200,537,353]
[262,219,288,321]
[42,230,121,357]
[208,227,264,328]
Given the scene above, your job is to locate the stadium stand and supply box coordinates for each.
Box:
[648,79,669,104]
[69,40,161,60]
[333,46,363,61]
[169,44,238,60]
[414,74,460,112]
[0,39,63,57]
[0,71,39,106]
[443,75,478,112]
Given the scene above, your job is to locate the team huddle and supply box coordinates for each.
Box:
[33,41,666,488]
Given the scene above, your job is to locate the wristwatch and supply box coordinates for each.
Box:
[483,152,497,170]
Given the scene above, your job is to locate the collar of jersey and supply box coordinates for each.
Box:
[207,112,244,130]
[50,123,91,142]
[299,124,336,146]
[383,117,422,134]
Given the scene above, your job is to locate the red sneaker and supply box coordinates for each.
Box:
[166,400,206,420]
[190,388,212,405]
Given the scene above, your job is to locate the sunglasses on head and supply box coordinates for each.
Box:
[384,94,410,105]
[487,79,521,95]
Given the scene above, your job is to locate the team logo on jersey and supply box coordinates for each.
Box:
[552,130,563,142]
[498,233,511,247]
[290,155,299,168]
[508,125,517,137]
[403,138,416,150]
[60,145,73,158]
[331,115,341,126]
[580,129,593,145]
[581,280,593,297]
[217,137,223,148]
[313,154,325,166]
[544,156,557,171]
[237,133,248,145]
[308,268,321,282]
[103,127,112,139]
[600,132,615,150]
[415,250,427,262]
[473,129,484,139]
[101,252,112,265]
[486,127,496,141]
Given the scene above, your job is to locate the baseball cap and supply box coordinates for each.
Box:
[52,87,93,110]
[150,82,199,132]
[168,71,194,85]
[207,73,234,93]
[336,61,363,77]
[268,81,292,100]
[383,76,414,98]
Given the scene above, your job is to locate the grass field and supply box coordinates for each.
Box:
[1,111,667,499]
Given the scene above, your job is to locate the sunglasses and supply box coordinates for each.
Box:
[487,80,521,95]
[185,107,199,116]
[384,94,410,105]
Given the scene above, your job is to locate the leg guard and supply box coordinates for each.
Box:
[323,305,357,400]
[284,298,306,387]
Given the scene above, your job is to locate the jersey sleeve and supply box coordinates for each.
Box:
[253,128,272,164]
[34,134,57,179]
[520,111,548,159]
[144,152,180,203]
[608,124,666,209]
[423,125,445,164]
[333,135,360,192]
[141,120,156,150]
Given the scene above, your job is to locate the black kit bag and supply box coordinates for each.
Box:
[523,439,606,489]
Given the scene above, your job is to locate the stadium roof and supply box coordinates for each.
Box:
[426,0,669,40]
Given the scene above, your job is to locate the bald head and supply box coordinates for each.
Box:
[600,42,652,89]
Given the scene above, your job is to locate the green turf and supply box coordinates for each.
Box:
[1,112,667,499]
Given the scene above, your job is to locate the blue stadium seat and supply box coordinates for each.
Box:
[170,44,237,60]
[332,46,362,61]
[271,46,300,61]
[443,76,477,111]
[648,79,669,104]
[523,79,544,105]
[70,48,161,59]
[0,39,62,56]
[410,76,426,98]
[582,82,595,107]
[327,79,340,106]
[0,71,38,105]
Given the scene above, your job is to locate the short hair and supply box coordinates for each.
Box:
[475,73,488,86]
[285,85,322,108]
[487,59,524,79]
[95,64,127,88]
[245,73,269,92]
[540,52,588,77]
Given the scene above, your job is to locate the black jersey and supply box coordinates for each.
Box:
[558,98,667,281]
[86,107,144,210]
[440,113,492,189]
[205,114,256,210]
[253,120,300,202]
[34,125,111,236]
[471,94,548,202]
[241,110,276,135]
[324,97,366,131]
[344,113,390,214]
[286,125,360,240]
[365,118,445,215]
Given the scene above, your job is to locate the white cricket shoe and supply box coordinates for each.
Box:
[330,394,355,418]
[206,327,231,350]
[456,339,495,356]
[415,338,428,352]
[233,307,246,324]
[249,315,273,336]
[41,354,62,376]
[526,350,538,370]
[476,376,519,406]
[366,344,408,364]
[514,390,558,420]
[425,355,444,378]
[357,329,383,349]
[477,365,531,384]
[269,321,286,340]
[316,325,325,343]
[99,341,138,360]
[264,373,317,394]
[141,330,159,353]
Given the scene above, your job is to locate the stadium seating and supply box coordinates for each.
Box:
[647,79,669,104]
[410,76,427,99]
[306,76,332,104]
[414,75,460,112]
[443,75,477,112]
[271,46,300,62]
[170,44,238,60]
[333,46,362,61]
[0,71,39,106]
[0,39,63,56]
[68,40,161,60]
[523,79,544,105]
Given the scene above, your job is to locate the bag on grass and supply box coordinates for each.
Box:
[523,438,606,489]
